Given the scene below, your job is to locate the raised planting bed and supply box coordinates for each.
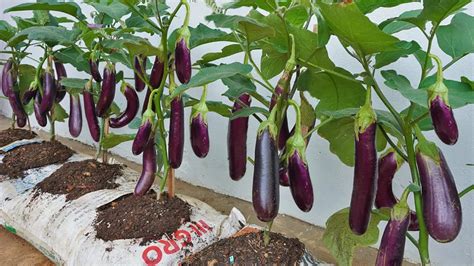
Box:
[0,141,74,178]
[95,191,192,245]
[34,159,123,201]
[181,227,311,265]
[0,128,36,148]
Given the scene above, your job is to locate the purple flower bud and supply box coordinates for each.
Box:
[430,95,458,145]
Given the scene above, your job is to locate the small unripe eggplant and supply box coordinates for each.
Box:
[253,126,280,222]
[83,81,100,142]
[168,96,184,168]
[68,93,82,137]
[134,55,147,92]
[349,96,377,235]
[175,27,191,84]
[288,151,313,212]
[134,138,157,196]
[96,63,116,117]
[22,87,37,105]
[110,83,139,128]
[416,139,462,243]
[54,60,67,103]
[190,113,210,158]
[39,67,56,114]
[132,109,154,156]
[149,55,165,89]
[88,59,102,82]
[34,92,47,127]
[228,94,251,180]
[2,59,13,96]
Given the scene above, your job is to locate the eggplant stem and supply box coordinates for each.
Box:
[10,113,15,129]
[377,124,408,161]
[406,233,419,248]
[167,168,175,198]
[410,111,429,126]
[263,220,273,246]
[459,185,474,198]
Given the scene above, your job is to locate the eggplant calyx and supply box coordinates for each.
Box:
[191,86,209,121]
[142,108,156,126]
[354,103,376,136]
[391,188,411,221]
[176,26,191,48]
[414,126,441,163]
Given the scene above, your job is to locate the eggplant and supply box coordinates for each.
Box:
[132,109,154,156]
[190,113,209,158]
[228,94,251,180]
[68,93,82,137]
[88,59,102,82]
[429,96,458,145]
[96,63,116,117]
[2,59,13,96]
[175,27,191,84]
[16,116,27,128]
[288,151,313,212]
[22,87,37,105]
[375,197,410,266]
[269,84,291,150]
[376,150,419,231]
[5,66,27,127]
[83,81,100,142]
[39,67,56,114]
[279,163,290,186]
[34,92,47,127]
[134,55,147,92]
[54,60,67,103]
[142,88,153,114]
[110,83,139,128]
[416,138,462,242]
[149,55,165,89]
[134,138,157,196]
[168,96,184,168]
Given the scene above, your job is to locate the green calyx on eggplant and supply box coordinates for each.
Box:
[134,138,157,196]
[190,87,209,158]
[426,54,458,145]
[252,108,280,222]
[54,60,67,103]
[39,66,56,114]
[68,93,82,137]
[96,63,116,117]
[110,83,139,128]
[175,26,191,84]
[228,93,251,180]
[415,128,462,243]
[83,80,100,142]
[376,189,411,266]
[134,55,147,92]
[350,87,377,235]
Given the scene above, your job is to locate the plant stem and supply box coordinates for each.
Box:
[378,124,408,161]
[263,220,273,246]
[411,111,429,126]
[459,185,474,198]
[420,23,439,83]
[48,114,55,141]
[442,54,467,71]
[406,233,419,248]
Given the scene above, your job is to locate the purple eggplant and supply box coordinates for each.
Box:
[2,59,13,96]
[96,63,116,117]
[279,163,290,186]
[134,138,157,196]
[228,94,251,180]
[89,59,102,82]
[68,93,82,137]
[375,195,410,266]
[168,96,184,168]
[134,55,147,92]
[5,66,27,127]
[39,67,56,114]
[175,27,191,84]
[376,150,419,231]
[22,87,37,105]
[34,92,47,127]
[429,96,458,145]
[54,60,67,103]
[110,83,139,128]
[83,81,100,142]
[288,151,313,212]
[132,109,154,156]
[253,123,280,222]
[149,55,165,89]
[416,137,462,243]
[190,113,209,158]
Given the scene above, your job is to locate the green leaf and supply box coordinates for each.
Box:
[196,44,245,65]
[261,50,287,79]
[89,2,129,21]
[300,92,316,133]
[51,103,68,122]
[17,64,36,96]
[374,41,421,68]
[0,20,16,42]
[206,13,257,29]
[315,10,331,46]
[461,76,474,90]
[355,0,417,14]
[239,20,275,43]
[436,13,474,58]
[4,2,86,20]
[318,1,399,55]
[418,0,470,24]
[185,99,231,118]
[60,78,88,89]
[128,117,142,129]
[189,23,235,48]
[230,106,269,120]
[297,68,366,112]
[323,208,384,266]
[102,133,135,149]
[54,46,89,73]
[380,10,422,34]
[285,5,309,27]
[173,63,253,96]
[222,74,256,99]
[419,75,474,108]
[223,0,257,9]
[401,104,433,131]
[9,26,80,47]
[122,38,162,57]
[12,16,38,31]
[255,0,277,12]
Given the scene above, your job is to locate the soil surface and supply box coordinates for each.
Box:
[95,192,192,244]
[0,141,74,178]
[35,159,122,201]
[182,230,305,265]
[0,128,36,148]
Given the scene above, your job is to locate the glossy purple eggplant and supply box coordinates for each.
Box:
[83,82,100,142]
[168,97,184,168]
[34,92,47,127]
[288,151,313,212]
[134,138,157,196]
[132,109,154,156]
[416,143,462,243]
[96,63,116,117]
[279,163,290,186]
[430,96,458,145]
[54,60,67,103]
[190,113,209,158]
[39,67,56,114]
[89,59,102,82]
[110,84,139,128]
[175,27,191,84]
[134,55,147,92]
[22,87,37,105]
[149,55,164,89]
[68,93,82,137]
[1,59,13,96]
[228,94,251,180]
[5,67,27,127]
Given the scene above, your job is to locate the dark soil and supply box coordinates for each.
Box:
[35,159,123,201]
[95,192,192,244]
[0,128,36,148]
[0,141,74,178]
[181,230,305,265]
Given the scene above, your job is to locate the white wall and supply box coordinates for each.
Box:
[1,1,473,264]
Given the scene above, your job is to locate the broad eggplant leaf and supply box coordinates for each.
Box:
[461,76,474,90]
[102,133,135,149]
[8,26,80,47]
[60,78,88,90]
[0,20,16,42]
[222,74,256,99]
[230,106,269,120]
[379,9,422,34]
[54,46,90,73]
[89,2,129,21]
[261,50,287,79]
[51,103,68,122]
[205,13,259,29]
[375,41,421,68]
[413,50,434,71]
[4,1,86,20]
[196,44,245,65]
[355,0,418,14]
[189,23,236,48]
[418,0,470,24]
[285,5,309,27]
[436,13,474,59]
[185,99,231,118]
[17,64,36,96]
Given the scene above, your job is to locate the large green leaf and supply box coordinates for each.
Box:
[51,103,68,122]
[222,74,256,99]
[8,26,80,47]
[379,10,422,34]
[297,68,366,112]
[17,64,36,96]
[374,41,421,68]
[418,0,470,24]
[4,2,86,20]
[230,106,269,120]
[318,1,400,55]
[284,5,309,27]
[60,78,88,90]
[54,46,89,73]
[355,0,417,14]
[102,133,135,149]
[261,50,287,79]
[89,2,129,21]
[323,208,385,266]
[205,13,258,29]
[184,99,231,118]
[0,20,16,42]
[239,20,275,43]
[189,23,235,49]
[436,13,474,59]
[196,44,245,65]
[122,38,162,57]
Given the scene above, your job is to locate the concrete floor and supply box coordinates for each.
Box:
[0,116,415,265]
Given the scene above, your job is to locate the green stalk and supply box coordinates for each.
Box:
[263,220,273,246]
[459,185,474,198]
